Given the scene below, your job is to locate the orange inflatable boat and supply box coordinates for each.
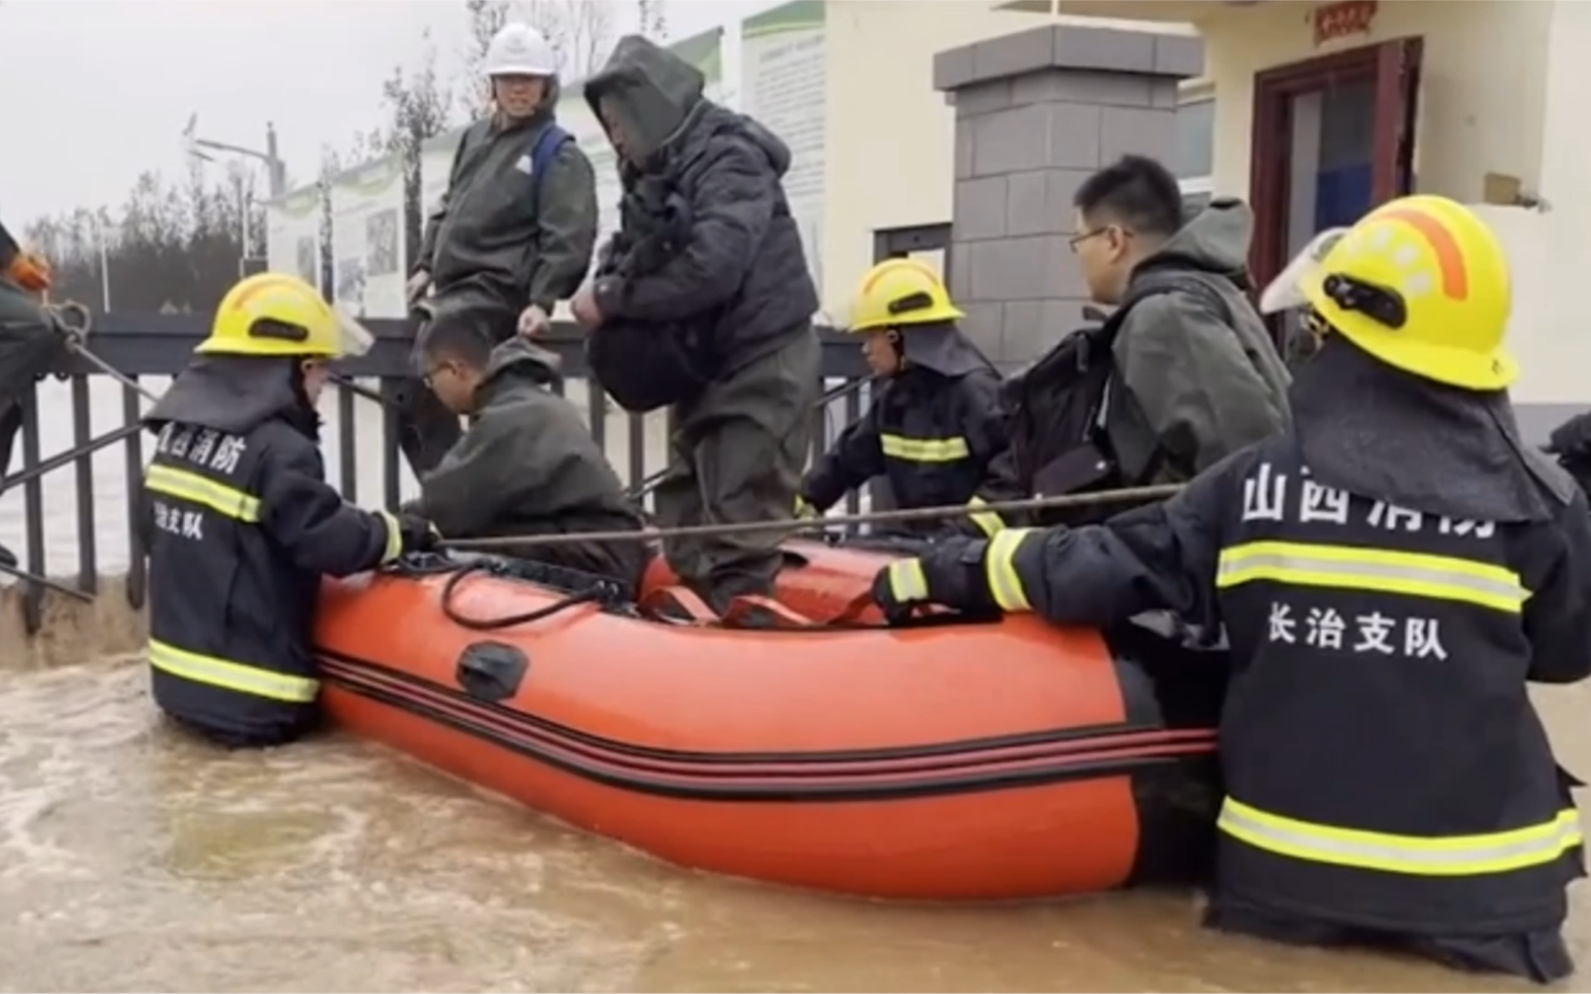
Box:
[314,539,1226,901]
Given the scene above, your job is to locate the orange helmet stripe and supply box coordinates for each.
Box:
[1377,207,1469,301]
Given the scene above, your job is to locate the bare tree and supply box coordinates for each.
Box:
[376,33,456,270]
[637,0,668,41]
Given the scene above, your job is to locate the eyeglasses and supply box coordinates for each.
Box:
[1068,226,1134,253]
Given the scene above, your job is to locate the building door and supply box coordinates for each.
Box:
[1248,37,1423,349]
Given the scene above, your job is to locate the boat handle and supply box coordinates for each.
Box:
[455,641,530,703]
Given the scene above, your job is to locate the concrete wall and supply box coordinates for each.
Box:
[934,24,1203,369]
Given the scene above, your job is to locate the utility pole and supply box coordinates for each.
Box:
[182,114,288,199]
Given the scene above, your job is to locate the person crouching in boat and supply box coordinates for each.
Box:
[404,295,649,593]
[798,258,1013,540]
[868,195,1591,985]
[141,273,442,749]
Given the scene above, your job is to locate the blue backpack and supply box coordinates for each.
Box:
[528,124,571,208]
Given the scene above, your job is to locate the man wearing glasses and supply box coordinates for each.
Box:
[1066,154,1291,489]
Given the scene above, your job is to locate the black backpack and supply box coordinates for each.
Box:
[1001,270,1227,527]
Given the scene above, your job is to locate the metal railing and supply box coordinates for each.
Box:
[3,313,875,635]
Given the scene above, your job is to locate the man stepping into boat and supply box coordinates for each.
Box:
[401,22,600,477]
[797,258,1012,540]
[574,34,821,616]
[141,273,441,749]
[403,296,648,592]
[872,195,1591,985]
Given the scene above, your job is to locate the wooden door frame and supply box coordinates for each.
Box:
[1247,37,1424,298]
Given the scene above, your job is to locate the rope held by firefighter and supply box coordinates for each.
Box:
[439,483,1186,551]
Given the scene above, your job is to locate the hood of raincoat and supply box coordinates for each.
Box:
[1291,333,1556,523]
[1134,197,1257,290]
[475,335,564,407]
[584,35,707,165]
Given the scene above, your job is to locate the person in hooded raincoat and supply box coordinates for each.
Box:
[399,21,600,477]
[403,296,650,592]
[1057,154,1292,486]
[574,34,821,614]
[141,273,441,749]
[869,195,1591,985]
[799,258,1011,539]
[0,222,72,567]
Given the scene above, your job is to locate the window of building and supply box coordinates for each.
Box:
[1176,88,1215,218]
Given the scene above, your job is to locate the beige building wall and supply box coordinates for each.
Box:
[817,1,1185,320]
[1199,0,1551,205]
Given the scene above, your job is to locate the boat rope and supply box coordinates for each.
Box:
[437,559,619,632]
[439,484,1186,552]
[46,302,162,403]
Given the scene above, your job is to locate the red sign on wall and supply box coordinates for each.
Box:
[1313,0,1378,47]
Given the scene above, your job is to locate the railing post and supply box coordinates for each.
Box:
[71,375,99,596]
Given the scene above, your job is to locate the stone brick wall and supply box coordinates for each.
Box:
[934,24,1204,370]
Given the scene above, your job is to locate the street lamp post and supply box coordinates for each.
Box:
[183,115,288,199]
[183,115,287,276]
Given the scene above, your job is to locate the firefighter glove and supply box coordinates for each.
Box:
[397,514,442,554]
[870,537,998,624]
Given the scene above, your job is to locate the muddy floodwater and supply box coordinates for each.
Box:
[0,656,1587,993]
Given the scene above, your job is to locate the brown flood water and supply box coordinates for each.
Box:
[1,653,1589,993]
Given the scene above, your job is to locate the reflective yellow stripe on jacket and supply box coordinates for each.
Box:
[1219,795,1583,877]
[1216,540,1530,613]
[879,434,970,462]
[147,638,319,703]
[376,508,403,564]
[966,495,1003,537]
[145,464,260,522]
[984,528,1037,612]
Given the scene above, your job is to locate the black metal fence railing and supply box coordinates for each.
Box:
[1,314,875,635]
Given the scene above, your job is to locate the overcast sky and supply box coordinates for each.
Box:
[0,0,776,229]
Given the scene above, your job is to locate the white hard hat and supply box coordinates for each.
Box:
[484,23,557,77]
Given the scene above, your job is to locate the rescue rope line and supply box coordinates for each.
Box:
[624,374,875,500]
[440,484,1187,551]
[0,562,94,602]
[45,302,162,403]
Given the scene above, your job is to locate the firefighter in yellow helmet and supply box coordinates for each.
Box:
[141,273,441,749]
[870,195,1591,983]
[798,258,1013,539]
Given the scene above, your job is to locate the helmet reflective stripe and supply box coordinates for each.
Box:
[1259,195,1515,391]
[484,23,557,77]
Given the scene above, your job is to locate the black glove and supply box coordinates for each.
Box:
[396,514,441,555]
[1548,411,1591,460]
[870,536,999,624]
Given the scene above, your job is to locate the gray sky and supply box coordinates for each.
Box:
[0,0,774,229]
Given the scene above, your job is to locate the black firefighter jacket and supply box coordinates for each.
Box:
[416,82,599,325]
[587,35,819,376]
[404,338,649,590]
[977,431,1591,937]
[141,357,407,746]
[802,330,1011,537]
